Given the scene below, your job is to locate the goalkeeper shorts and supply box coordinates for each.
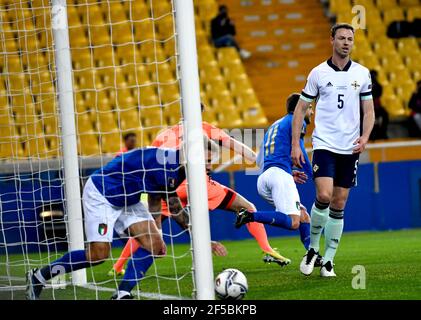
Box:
[161,176,237,216]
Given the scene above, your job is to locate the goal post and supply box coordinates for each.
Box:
[51,0,86,286]
[0,0,215,300]
[174,0,214,300]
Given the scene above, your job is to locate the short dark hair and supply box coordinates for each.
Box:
[286,93,300,114]
[123,132,136,141]
[331,23,354,38]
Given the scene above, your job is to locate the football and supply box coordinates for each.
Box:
[214,268,248,300]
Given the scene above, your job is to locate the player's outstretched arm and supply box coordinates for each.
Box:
[222,137,256,163]
[353,99,375,154]
[291,98,311,168]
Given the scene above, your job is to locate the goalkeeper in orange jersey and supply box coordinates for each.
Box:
[108,104,290,277]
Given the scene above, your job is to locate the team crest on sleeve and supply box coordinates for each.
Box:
[98,223,108,236]
[313,164,319,172]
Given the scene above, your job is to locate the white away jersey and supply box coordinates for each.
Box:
[300,58,372,154]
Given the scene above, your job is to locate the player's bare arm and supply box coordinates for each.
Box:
[353,99,375,154]
[222,137,256,162]
[291,98,311,168]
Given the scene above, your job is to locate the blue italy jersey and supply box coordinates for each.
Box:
[258,114,312,177]
[91,147,185,207]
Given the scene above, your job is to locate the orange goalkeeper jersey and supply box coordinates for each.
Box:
[151,121,231,148]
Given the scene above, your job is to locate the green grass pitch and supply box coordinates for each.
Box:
[1,229,420,300]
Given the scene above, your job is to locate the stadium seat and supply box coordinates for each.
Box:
[156,15,174,40]
[399,0,420,6]
[375,0,398,11]
[395,80,416,103]
[87,25,110,46]
[111,23,133,44]
[215,108,242,129]
[133,19,155,42]
[406,7,421,21]
[119,109,141,131]
[382,8,405,25]
[160,83,180,104]
[381,94,407,117]
[97,112,118,133]
[197,0,218,23]
[78,132,100,156]
[151,1,171,18]
[125,0,149,20]
[77,113,94,133]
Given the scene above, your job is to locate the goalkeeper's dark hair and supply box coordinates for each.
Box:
[331,23,354,38]
[286,93,301,114]
[123,132,136,141]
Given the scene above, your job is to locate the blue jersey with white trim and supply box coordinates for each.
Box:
[258,114,312,177]
[91,147,184,207]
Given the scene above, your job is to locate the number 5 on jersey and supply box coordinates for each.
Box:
[338,94,344,109]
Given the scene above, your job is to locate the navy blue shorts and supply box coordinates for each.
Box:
[312,149,359,188]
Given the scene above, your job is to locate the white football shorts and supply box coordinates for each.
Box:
[82,177,153,243]
[257,166,301,216]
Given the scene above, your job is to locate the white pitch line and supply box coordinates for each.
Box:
[0,276,191,300]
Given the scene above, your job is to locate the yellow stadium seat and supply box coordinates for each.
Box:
[151,1,172,18]
[160,83,180,104]
[142,107,165,127]
[156,15,174,40]
[125,1,150,20]
[407,7,421,21]
[405,56,421,71]
[397,38,420,57]
[382,8,404,25]
[119,108,141,131]
[162,101,181,125]
[108,3,127,24]
[197,0,218,22]
[215,108,242,129]
[149,63,175,83]
[7,74,27,92]
[380,53,403,69]
[399,0,419,6]
[133,19,155,42]
[87,25,110,46]
[111,23,134,44]
[77,113,94,133]
[97,112,118,133]
[396,80,416,103]
[100,130,123,154]
[389,69,412,85]
[241,107,268,128]
[329,0,352,14]
[366,23,386,41]
[93,45,115,66]
[78,133,100,156]
[375,0,397,10]
[372,37,396,54]
[69,24,88,47]
[202,108,218,126]
[381,94,407,118]
[204,77,229,95]
[0,135,24,159]
[43,115,59,135]
[216,47,241,67]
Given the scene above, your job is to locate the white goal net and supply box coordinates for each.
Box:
[0,0,211,300]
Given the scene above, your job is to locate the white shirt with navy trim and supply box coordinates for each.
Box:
[300,58,372,155]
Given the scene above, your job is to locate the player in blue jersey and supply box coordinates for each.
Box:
[25,147,189,300]
[235,93,317,264]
